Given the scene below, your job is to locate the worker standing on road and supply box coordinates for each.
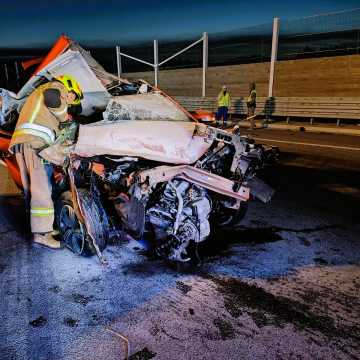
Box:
[246,83,257,130]
[9,75,83,249]
[216,85,231,128]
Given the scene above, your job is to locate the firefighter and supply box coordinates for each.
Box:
[9,75,83,249]
[216,85,231,127]
[246,83,257,130]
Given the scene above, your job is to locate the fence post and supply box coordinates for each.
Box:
[202,32,208,97]
[15,61,20,88]
[4,64,9,86]
[268,17,280,97]
[116,46,122,81]
[154,40,159,87]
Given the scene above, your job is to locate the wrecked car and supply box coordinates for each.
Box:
[0,36,277,265]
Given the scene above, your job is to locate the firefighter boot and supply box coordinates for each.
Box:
[33,233,64,250]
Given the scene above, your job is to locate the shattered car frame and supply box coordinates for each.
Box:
[0,36,278,265]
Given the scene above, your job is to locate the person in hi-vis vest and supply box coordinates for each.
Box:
[247,83,257,130]
[216,85,231,127]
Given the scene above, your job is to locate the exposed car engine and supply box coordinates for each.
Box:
[147,179,211,262]
[62,117,277,265]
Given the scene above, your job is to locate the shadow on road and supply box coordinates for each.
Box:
[0,195,27,235]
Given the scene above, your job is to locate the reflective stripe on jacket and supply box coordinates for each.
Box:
[12,123,55,145]
[218,91,231,107]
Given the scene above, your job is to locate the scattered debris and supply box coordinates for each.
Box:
[29,316,47,327]
[71,293,93,306]
[89,276,102,284]
[106,326,130,360]
[129,348,157,360]
[91,314,100,322]
[48,286,62,294]
[64,317,79,328]
[176,281,192,295]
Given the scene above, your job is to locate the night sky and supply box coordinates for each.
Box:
[1,0,359,48]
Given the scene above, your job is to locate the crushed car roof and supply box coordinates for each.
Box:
[16,35,129,115]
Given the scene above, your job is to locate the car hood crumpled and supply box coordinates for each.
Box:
[73,120,212,164]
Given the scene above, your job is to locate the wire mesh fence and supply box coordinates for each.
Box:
[116,8,360,73]
[208,22,273,66]
[0,8,359,91]
[278,8,360,60]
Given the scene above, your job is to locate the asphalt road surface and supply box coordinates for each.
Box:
[0,128,359,360]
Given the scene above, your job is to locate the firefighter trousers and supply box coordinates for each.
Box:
[15,144,54,233]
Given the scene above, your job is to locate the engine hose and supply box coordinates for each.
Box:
[168,181,183,235]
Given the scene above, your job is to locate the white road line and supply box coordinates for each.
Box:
[252,137,360,151]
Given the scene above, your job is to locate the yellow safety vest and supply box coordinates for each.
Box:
[247,90,257,103]
[218,91,231,107]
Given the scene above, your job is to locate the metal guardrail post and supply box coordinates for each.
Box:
[116,34,204,89]
[4,64,9,86]
[154,40,159,87]
[268,17,280,97]
[116,46,122,81]
[15,61,20,88]
[14,62,19,77]
[202,32,208,98]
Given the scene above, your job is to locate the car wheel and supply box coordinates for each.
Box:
[55,190,108,256]
[55,191,88,255]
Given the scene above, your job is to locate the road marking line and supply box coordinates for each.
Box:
[252,137,360,151]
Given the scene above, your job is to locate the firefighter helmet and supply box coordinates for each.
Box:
[56,75,83,105]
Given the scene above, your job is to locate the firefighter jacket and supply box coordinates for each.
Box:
[217,91,231,108]
[9,81,68,152]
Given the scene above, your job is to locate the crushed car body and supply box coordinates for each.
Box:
[0,36,278,265]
